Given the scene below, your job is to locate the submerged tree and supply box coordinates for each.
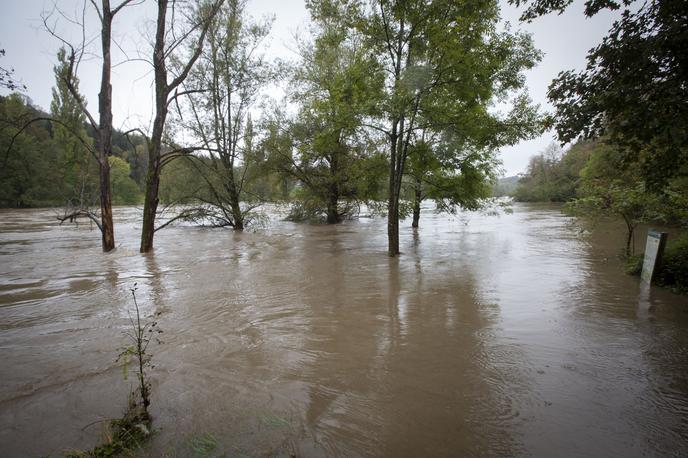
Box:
[179,0,272,230]
[353,0,541,255]
[406,128,503,229]
[566,142,666,256]
[281,0,384,223]
[43,0,139,252]
[140,0,225,252]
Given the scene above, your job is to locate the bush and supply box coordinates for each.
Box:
[656,233,688,294]
[625,254,643,275]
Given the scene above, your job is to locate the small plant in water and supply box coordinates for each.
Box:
[117,283,162,422]
[68,285,162,457]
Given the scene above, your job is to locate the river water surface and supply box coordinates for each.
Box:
[1,204,687,456]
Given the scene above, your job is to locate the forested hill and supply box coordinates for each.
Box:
[0,93,147,208]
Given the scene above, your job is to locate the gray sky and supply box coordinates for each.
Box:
[0,0,620,176]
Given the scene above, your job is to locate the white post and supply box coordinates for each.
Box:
[640,229,668,286]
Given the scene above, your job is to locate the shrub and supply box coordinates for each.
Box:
[656,233,688,294]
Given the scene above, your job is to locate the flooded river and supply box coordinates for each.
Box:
[0,204,687,456]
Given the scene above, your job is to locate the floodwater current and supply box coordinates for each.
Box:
[0,204,687,457]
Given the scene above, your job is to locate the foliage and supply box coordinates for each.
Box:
[0,94,145,208]
[625,254,643,276]
[493,175,519,197]
[50,47,99,205]
[512,0,688,192]
[0,94,58,207]
[66,285,160,458]
[348,0,543,254]
[509,0,632,22]
[514,141,593,202]
[178,0,273,230]
[109,156,142,205]
[279,1,385,223]
[117,284,160,420]
[159,156,208,204]
[566,181,664,256]
[655,233,688,294]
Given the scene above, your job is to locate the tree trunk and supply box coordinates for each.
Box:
[140,0,168,253]
[99,157,115,251]
[140,123,164,252]
[626,226,634,257]
[326,190,340,224]
[228,174,244,231]
[140,165,159,253]
[411,178,421,229]
[97,2,115,252]
[387,193,400,256]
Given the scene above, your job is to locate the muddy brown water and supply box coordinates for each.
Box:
[0,204,687,457]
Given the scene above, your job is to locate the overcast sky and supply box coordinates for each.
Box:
[0,0,620,176]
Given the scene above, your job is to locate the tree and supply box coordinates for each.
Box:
[284,1,384,223]
[511,0,687,249]
[140,0,224,253]
[0,95,57,207]
[180,0,272,230]
[405,128,502,228]
[566,142,665,256]
[567,182,663,257]
[514,141,593,202]
[356,0,542,255]
[43,0,139,252]
[0,49,27,91]
[512,0,688,192]
[50,47,97,207]
[109,156,141,205]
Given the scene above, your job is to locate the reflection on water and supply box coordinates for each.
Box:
[0,204,687,456]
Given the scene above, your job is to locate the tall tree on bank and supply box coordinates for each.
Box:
[44,0,137,252]
[511,0,688,191]
[355,0,541,256]
[140,0,224,253]
[180,0,272,230]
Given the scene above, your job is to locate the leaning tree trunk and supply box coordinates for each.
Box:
[624,216,635,257]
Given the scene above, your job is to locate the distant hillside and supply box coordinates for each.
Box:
[493,175,520,196]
